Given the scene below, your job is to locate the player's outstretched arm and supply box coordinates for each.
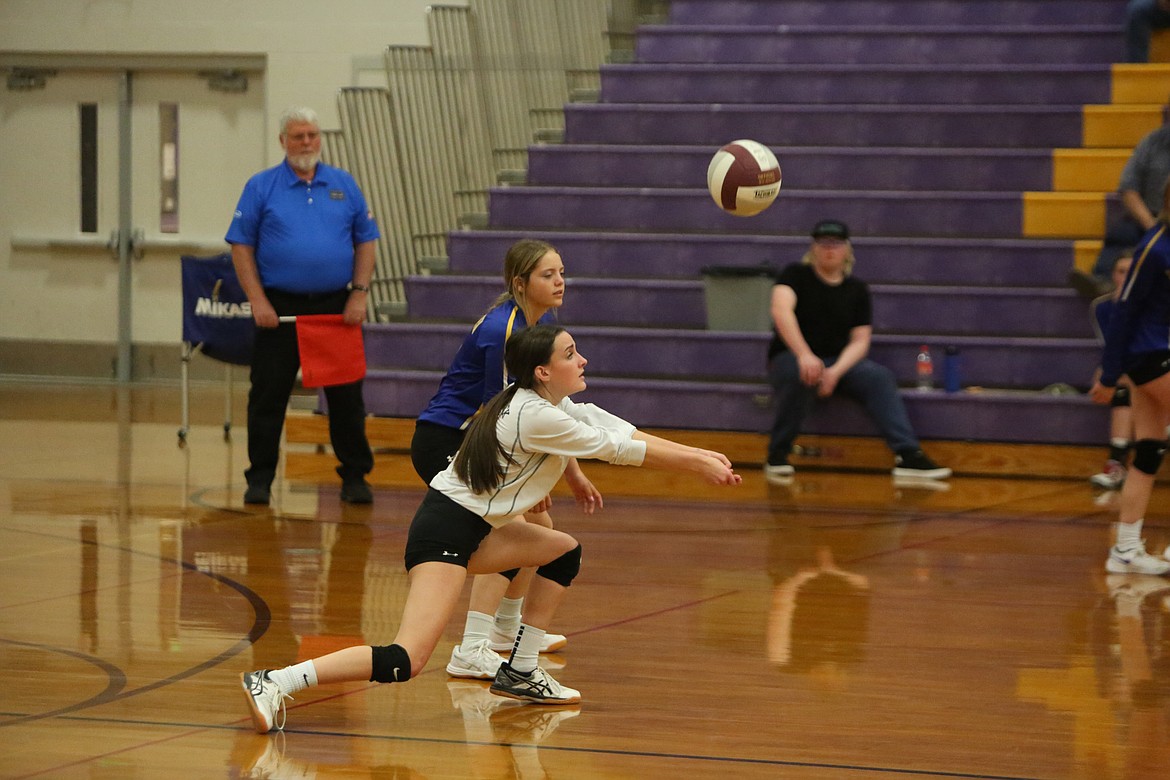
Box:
[633,432,741,486]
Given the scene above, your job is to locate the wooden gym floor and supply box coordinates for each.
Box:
[1,380,1168,779]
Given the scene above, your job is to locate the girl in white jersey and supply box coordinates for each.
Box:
[240,325,741,733]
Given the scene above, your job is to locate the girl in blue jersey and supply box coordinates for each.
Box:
[409,239,602,680]
[1090,179,1170,576]
[240,325,741,732]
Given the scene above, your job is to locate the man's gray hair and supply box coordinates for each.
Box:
[279,106,319,135]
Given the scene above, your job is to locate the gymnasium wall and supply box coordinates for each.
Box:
[0,1,452,380]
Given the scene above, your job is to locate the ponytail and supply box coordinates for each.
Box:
[451,324,564,494]
[453,384,521,493]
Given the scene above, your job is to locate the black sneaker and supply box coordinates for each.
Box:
[490,662,580,705]
[340,477,373,504]
[892,449,952,480]
[243,483,271,505]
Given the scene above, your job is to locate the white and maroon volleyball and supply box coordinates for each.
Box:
[706,139,782,217]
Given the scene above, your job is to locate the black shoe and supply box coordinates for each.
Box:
[340,477,373,504]
[243,483,271,505]
[892,449,952,480]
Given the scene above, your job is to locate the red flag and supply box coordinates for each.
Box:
[294,314,366,387]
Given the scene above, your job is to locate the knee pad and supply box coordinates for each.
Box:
[1132,439,1167,476]
[369,643,411,683]
[1111,385,1131,408]
[500,568,520,581]
[536,543,582,588]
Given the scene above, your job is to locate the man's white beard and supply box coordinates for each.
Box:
[288,151,320,174]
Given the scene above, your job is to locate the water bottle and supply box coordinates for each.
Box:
[944,345,961,393]
[915,345,933,391]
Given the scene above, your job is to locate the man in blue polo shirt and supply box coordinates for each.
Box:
[226,106,379,505]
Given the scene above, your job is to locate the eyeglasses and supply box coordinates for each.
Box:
[813,237,846,247]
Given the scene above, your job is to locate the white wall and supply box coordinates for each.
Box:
[0,0,457,370]
[0,0,445,150]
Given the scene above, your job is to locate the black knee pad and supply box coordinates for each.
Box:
[500,568,520,581]
[1111,385,1131,408]
[1132,439,1168,476]
[536,543,582,588]
[369,643,411,683]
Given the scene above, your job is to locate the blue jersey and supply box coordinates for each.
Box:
[418,301,555,430]
[224,159,380,293]
[1099,223,1170,386]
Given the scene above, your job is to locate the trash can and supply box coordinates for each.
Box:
[699,265,776,332]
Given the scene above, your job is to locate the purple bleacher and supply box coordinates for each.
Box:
[599,63,1112,106]
[359,369,1107,445]
[668,0,1124,26]
[368,2,1121,451]
[526,145,1053,192]
[403,276,1092,337]
[487,187,1027,238]
[563,103,1086,149]
[636,25,1123,66]
[365,323,1098,391]
[446,230,1075,288]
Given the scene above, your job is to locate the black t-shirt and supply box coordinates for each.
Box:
[767,263,872,360]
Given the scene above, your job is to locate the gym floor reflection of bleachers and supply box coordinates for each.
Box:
[1,380,1167,779]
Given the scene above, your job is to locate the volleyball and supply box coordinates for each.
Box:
[706,139,782,217]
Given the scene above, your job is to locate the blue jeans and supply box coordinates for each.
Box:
[1128,0,1170,62]
[766,352,919,465]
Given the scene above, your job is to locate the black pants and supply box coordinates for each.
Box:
[245,288,373,487]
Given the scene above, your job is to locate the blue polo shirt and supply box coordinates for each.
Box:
[225,159,380,293]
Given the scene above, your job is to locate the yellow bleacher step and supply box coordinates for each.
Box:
[1074,239,1104,274]
[1022,192,1106,239]
[1082,104,1163,148]
[1052,148,1130,192]
[1112,63,1170,105]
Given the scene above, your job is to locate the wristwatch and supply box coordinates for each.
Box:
[348,282,370,293]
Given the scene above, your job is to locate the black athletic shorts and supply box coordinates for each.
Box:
[410,420,466,484]
[1126,350,1170,386]
[403,488,491,571]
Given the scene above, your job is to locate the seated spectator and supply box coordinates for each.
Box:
[764,219,951,482]
[1088,252,1136,490]
[1070,123,1170,297]
[1127,0,1170,63]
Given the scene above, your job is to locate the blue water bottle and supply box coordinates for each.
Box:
[944,346,961,393]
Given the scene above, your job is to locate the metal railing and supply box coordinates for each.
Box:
[320,0,643,319]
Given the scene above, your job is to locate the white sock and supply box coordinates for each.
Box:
[493,596,524,638]
[269,660,317,694]
[460,610,494,647]
[1117,519,1144,550]
[510,623,545,674]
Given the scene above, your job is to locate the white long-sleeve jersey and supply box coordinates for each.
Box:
[429,387,647,526]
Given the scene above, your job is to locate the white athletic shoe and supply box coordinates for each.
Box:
[1107,543,1170,576]
[490,629,568,654]
[447,640,506,679]
[490,662,581,705]
[240,670,292,734]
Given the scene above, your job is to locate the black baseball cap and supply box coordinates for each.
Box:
[811,219,849,240]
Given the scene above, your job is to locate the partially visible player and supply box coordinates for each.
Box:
[1090,177,1170,576]
[1088,251,1136,490]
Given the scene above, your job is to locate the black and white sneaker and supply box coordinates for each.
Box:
[490,662,580,705]
[240,670,292,734]
[892,449,952,480]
